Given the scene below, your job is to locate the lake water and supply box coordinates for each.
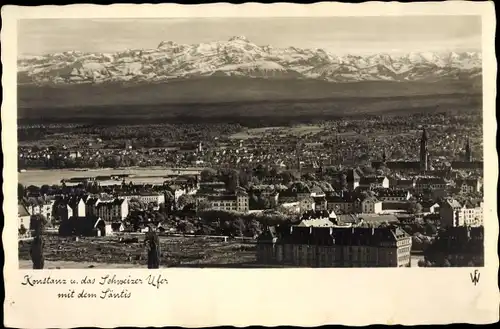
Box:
[19,167,203,186]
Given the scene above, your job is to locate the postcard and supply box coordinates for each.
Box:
[2,2,499,327]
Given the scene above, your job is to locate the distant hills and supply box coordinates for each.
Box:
[17,36,482,116]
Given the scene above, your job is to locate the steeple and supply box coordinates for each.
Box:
[296,141,302,180]
[420,128,428,171]
[465,136,472,162]
[421,128,428,142]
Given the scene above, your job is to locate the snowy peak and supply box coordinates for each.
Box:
[228,35,250,42]
[18,38,482,85]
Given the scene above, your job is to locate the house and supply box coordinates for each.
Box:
[450,161,483,171]
[68,196,86,218]
[24,198,55,221]
[298,210,336,227]
[299,197,315,213]
[196,190,249,213]
[415,177,447,194]
[119,192,165,205]
[59,216,112,237]
[376,189,411,201]
[439,198,483,227]
[52,198,74,223]
[346,169,361,190]
[421,201,440,214]
[18,203,31,236]
[310,185,326,197]
[313,196,327,211]
[326,192,361,214]
[359,176,389,189]
[95,198,129,221]
[455,178,482,194]
[360,197,383,214]
[393,178,416,191]
[357,214,399,226]
[256,226,412,267]
[278,183,312,204]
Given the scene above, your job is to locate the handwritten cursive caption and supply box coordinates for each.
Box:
[21,274,168,299]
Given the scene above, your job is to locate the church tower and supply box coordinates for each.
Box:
[296,141,302,180]
[420,128,428,171]
[465,136,472,162]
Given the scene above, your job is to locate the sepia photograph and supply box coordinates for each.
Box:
[2,2,498,328]
[15,14,486,270]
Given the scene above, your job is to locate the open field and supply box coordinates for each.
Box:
[229,124,324,139]
[18,167,202,186]
[19,234,425,268]
[19,235,258,268]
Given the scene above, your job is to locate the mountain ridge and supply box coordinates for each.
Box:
[18,36,482,85]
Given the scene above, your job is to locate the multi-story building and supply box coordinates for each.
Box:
[455,178,482,194]
[196,190,249,213]
[18,203,31,234]
[439,198,483,227]
[256,226,412,267]
[325,192,361,214]
[393,178,416,191]
[25,199,55,221]
[376,189,411,202]
[360,197,383,214]
[359,176,390,190]
[119,192,165,205]
[95,198,129,221]
[278,183,312,204]
[414,177,447,194]
[68,196,86,218]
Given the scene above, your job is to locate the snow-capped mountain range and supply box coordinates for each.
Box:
[18,35,482,85]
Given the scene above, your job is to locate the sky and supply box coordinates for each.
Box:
[18,16,482,56]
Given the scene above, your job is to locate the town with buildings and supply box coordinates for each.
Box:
[18,118,485,268]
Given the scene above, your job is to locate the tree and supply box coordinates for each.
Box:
[145,228,161,269]
[30,220,45,270]
[177,194,195,210]
[425,223,437,236]
[18,183,25,200]
[415,203,423,214]
[201,168,217,182]
[442,259,452,267]
[19,224,27,236]
[196,200,212,212]
[339,173,348,191]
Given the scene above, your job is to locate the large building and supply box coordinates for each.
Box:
[119,192,165,205]
[256,225,412,267]
[439,198,483,227]
[196,190,250,212]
